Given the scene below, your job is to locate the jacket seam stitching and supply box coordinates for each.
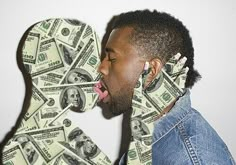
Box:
[177,123,201,165]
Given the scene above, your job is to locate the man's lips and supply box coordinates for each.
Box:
[93,81,109,102]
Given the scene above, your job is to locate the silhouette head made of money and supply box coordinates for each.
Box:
[18,18,102,114]
[0,18,106,165]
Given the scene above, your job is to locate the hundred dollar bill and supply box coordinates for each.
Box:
[60,37,101,84]
[57,43,78,68]
[2,144,30,165]
[24,84,48,121]
[51,151,89,165]
[56,24,97,69]
[33,72,64,87]
[130,111,157,143]
[174,67,189,89]
[40,82,99,115]
[127,142,142,165]
[143,69,184,113]
[58,141,112,165]
[47,19,86,50]
[22,31,40,64]
[163,53,187,80]
[33,19,54,35]
[132,76,144,105]
[135,141,151,164]
[127,141,151,165]
[17,115,40,133]
[8,136,47,165]
[48,108,112,165]
[13,126,66,163]
[31,38,64,77]
[76,24,96,52]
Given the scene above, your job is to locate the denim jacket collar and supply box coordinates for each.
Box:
[152,89,192,143]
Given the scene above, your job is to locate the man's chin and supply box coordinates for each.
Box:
[109,102,131,116]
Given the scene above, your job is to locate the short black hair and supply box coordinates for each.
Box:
[108,10,201,88]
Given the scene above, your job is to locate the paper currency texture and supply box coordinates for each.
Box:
[3,18,112,165]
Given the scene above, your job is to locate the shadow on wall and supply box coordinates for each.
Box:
[0,23,34,163]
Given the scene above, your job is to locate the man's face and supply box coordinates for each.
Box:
[131,120,143,139]
[66,88,81,107]
[99,27,145,115]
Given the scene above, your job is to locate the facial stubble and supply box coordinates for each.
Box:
[109,71,141,116]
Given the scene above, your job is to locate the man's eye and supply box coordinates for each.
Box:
[107,55,116,62]
[108,58,116,62]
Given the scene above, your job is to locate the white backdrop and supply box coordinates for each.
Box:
[0,0,235,160]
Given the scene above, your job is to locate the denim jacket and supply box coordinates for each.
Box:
[120,90,235,165]
[152,90,235,165]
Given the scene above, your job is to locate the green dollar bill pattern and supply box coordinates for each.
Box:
[127,53,188,164]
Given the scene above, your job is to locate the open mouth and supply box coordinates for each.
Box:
[93,80,110,102]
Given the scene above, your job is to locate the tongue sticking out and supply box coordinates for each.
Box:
[94,82,108,100]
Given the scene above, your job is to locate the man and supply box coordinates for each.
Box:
[61,86,84,111]
[98,10,235,164]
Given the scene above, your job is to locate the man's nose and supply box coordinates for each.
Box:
[98,57,109,76]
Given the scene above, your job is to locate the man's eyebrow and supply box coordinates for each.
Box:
[105,47,115,53]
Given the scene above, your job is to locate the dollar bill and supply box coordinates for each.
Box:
[37,82,98,128]
[47,107,112,165]
[127,141,151,165]
[58,141,112,165]
[51,151,90,165]
[2,144,30,165]
[132,76,144,105]
[33,19,54,35]
[33,72,64,87]
[143,69,184,113]
[17,115,40,133]
[135,141,151,164]
[57,43,78,68]
[128,54,188,164]
[31,38,64,77]
[47,19,86,50]
[10,137,47,165]
[24,84,48,121]
[174,67,189,89]
[22,32,40,64]
[13,126,66,163]
[60,37,101,84]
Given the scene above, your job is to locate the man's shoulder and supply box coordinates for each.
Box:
[152,107,235,165]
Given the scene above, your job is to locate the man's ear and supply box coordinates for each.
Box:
[144,58,163,88]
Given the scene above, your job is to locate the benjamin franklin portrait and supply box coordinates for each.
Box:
[60,86,86,112]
